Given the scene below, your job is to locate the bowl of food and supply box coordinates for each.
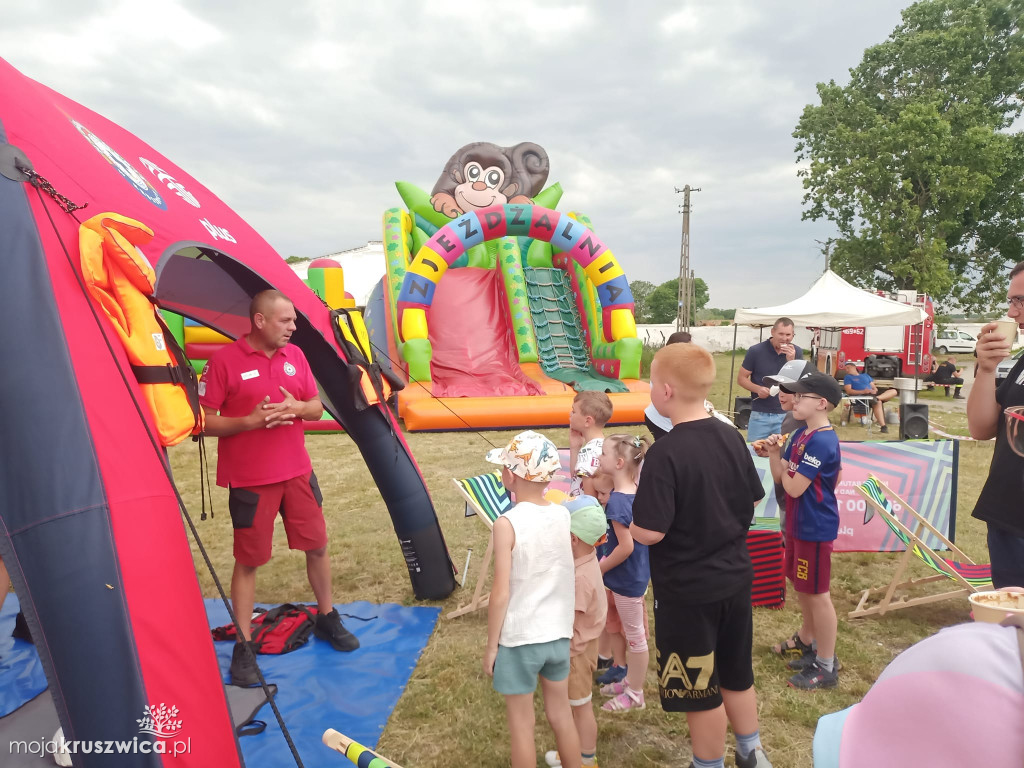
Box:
[968,589,1024,624]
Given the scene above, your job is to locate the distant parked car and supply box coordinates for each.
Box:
[996,348,1024,386]
[934,329,977,356]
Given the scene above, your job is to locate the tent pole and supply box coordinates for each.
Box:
[727,323,738,417]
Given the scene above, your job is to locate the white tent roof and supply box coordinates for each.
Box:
[733,270,927,327]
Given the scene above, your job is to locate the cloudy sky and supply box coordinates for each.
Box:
[3,0,913,309]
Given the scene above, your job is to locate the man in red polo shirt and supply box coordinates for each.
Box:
[200,289,358,687]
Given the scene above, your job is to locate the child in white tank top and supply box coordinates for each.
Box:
[482,431,581,768]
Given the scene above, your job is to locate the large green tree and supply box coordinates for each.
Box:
[646,277,709,324]
[794,0,1024,312]
[629,280,656,322]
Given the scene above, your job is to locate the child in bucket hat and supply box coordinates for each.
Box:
[485,429,562,483]
[482,431,580,766]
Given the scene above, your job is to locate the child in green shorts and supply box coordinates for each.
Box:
[482,430,581,768]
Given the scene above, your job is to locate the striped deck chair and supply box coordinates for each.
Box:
[849,474,991,619]
[446,472,512,619]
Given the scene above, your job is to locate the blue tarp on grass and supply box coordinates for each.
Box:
[0,596,46,718]
[207,599,439,767]
[0,596,439,767]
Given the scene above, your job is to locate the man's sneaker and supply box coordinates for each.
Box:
[314,609,359,652]
[787,652,842,672]
[879,425,889,434]
[735,746,774,768]
[595,664,626,685]
[788,660,839,690]
[229,641,261,687]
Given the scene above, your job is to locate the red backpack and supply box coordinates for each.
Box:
[212,604,318,654]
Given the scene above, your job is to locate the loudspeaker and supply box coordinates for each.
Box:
[734,397,752,430]
[899,403,929,440]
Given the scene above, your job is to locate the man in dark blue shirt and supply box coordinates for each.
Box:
[842,362,897,433]
[738,318,803,441]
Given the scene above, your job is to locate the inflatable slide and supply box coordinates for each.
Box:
[372,142,650,431]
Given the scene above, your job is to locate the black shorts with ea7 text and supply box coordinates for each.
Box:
[652,583,755,712]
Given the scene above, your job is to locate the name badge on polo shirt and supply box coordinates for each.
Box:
[240,370,260,380]
[283,362,296,376]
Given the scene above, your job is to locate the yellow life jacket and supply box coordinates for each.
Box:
[79,212,203,446]
[331,308,403,411]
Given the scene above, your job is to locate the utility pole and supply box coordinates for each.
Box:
[675,185,701,332]
[815,238,834,272]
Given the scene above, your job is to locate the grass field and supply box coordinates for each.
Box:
[167,352,993,768]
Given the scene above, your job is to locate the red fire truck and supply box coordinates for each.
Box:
[812,290,935,379]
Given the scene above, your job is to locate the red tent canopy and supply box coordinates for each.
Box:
[0,57,453,767]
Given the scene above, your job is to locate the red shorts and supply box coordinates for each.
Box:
[785,537,833,594]
[229,472,327,567]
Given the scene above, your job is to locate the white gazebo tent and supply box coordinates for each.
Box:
[727,270,928,410]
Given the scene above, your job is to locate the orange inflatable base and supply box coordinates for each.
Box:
[401,390,650,432]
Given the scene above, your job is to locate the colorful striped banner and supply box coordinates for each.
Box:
[749,440,958,552]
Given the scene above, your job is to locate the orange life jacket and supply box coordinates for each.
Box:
[331,307,402,411]
[79,212,203,446]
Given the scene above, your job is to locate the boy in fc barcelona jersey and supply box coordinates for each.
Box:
[766,370,842,691]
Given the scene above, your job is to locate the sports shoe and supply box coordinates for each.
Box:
[787,652,842,672]
[596,655,612,671]
[545,752,598,768]
[601,688,644,711]
[314,609,360,652]
[595,664,626,685]
[879,425,889,434]
[788,659,839,690]
[229,641,261,687]
[735,746,774,768]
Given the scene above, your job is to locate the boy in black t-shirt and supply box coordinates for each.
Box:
[631,343,772,768]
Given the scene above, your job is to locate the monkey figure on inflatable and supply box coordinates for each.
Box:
[429,141,550,218]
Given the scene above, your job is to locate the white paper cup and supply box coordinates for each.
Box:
[993,319,1019,345]
[969,589,1024,623]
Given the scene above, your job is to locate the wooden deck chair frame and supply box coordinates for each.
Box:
[850,474,990,619]
[446,473,509,619]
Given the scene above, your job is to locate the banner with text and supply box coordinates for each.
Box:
[749,440,958,552]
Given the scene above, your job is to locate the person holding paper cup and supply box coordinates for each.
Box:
[968,260,1024,588]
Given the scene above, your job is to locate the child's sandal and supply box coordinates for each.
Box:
[599,680,628,697]
[772,632,812,660]
[601,689,645,712]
